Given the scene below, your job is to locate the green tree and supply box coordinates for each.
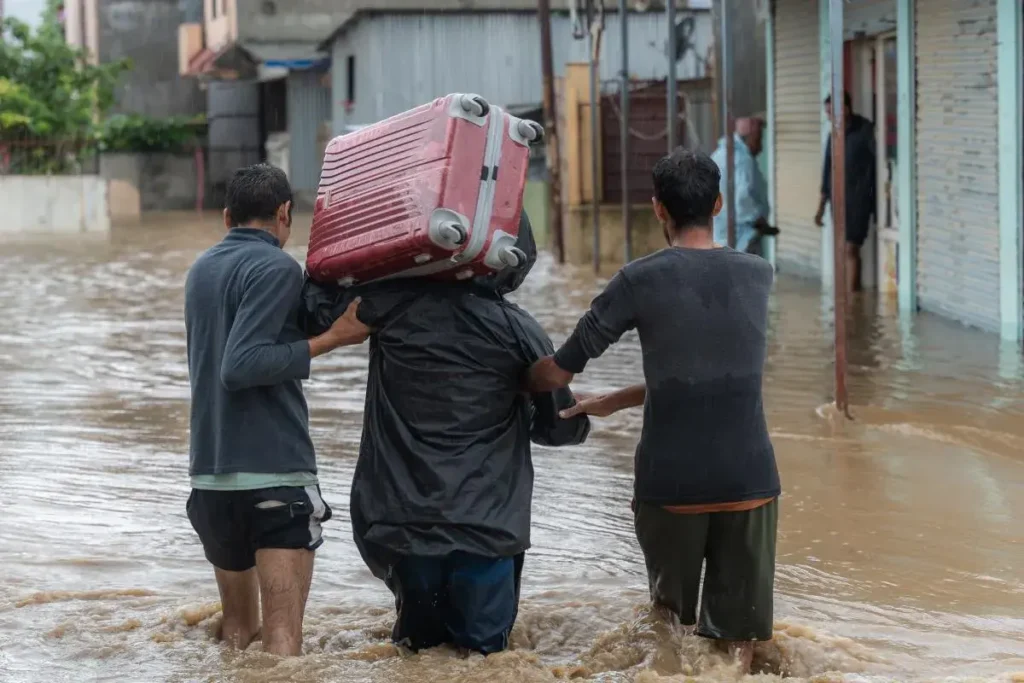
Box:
[0,0,129,138]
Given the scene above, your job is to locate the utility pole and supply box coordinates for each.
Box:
[538,0,565,263]
[666,0,678,151]
[721,0,736,248]
[829,0,850,416]
[587,0,604,273]
[620,0,631,263]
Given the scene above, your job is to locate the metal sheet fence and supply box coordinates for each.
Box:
[0,135,101,176]
[597,78,714,204]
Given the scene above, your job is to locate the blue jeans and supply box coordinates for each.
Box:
[390,551,523,654]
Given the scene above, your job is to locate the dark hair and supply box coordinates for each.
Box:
[651,148,721,231]
[225,164,293,226]
[824,91,852,109]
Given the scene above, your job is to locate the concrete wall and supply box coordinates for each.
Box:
[97,0,204,117]
[0,177,110,234]
[711,0,767,121]
[101,153,203,217]
[236,0,350,44]
[564,204,666,271]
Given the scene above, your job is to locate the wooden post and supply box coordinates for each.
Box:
[620,0,632,263]
[721,0,736,248]
[538,0,565,263]
[667,0,678,151]
[587,0,604,273]
[829,0,850,416]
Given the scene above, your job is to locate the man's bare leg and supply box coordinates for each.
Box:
[214,567,261,650]
[255,548,314,656]
[715,639,754,673]
[845,242,862,293]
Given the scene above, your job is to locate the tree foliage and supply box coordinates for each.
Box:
[0,0,130,138]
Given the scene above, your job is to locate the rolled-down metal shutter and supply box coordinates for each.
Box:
[287,70,331,193]
[773,0,821,275]
[915,0,1000,330]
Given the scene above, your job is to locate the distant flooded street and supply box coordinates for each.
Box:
[0,213,1022,682]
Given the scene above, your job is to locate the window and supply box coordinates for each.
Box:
[211,0,217,19]
[346,55,356,106]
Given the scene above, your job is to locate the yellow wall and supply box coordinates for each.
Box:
[564,204,666,273]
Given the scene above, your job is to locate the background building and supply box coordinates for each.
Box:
[766,0,1023,339]
[64,0,204,117]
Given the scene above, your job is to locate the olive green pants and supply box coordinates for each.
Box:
[633,498,778,641]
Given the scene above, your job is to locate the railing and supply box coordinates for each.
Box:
[0,134,100,176]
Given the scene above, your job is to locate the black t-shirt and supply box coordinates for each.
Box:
[554,246,780,506]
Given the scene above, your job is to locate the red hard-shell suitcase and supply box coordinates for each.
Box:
[306,93,543,285]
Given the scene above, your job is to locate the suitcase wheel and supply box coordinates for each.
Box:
[459,94,490,118]
[498,246,527,269]
[436,220,468,247]
[516,120,544,145]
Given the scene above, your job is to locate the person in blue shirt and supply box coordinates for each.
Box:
[710,117,776,255]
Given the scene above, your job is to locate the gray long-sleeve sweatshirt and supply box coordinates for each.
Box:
[184,228,315,476]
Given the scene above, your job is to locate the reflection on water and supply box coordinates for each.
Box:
[0,213,1022,682]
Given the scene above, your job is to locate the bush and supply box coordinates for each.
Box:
[98,114,207,154]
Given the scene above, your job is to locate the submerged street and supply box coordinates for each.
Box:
[0,214,1021,682]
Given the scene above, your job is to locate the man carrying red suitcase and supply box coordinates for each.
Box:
[302,212,590,654]
[184,164,370,655]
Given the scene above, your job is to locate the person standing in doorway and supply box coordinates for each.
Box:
[711,117,778,255]
[184,164,369,655]
[814,91,876,292]
[528,149,779,673]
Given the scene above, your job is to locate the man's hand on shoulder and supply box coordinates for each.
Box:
[309,297,371,358]
[526,356,574,393]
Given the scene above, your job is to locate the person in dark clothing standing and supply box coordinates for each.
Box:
[527,150,778,673]
[184,164,369,656]
[814,91,876,293]
[301,213,591,655]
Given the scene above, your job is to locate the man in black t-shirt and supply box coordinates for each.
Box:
[528,149,779,672]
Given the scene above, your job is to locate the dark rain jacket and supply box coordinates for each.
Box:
[300,213,591,582]
[821,113,876,244]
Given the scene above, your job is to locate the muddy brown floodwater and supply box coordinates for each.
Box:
[0,213,1023,683]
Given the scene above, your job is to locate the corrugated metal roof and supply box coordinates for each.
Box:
[318,0,708,49]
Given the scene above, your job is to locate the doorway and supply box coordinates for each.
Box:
[846,33,898,297]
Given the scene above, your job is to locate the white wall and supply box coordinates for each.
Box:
[0,177,110,234]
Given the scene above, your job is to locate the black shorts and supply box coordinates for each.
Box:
[186,486,332,572]
[633,498,778,642]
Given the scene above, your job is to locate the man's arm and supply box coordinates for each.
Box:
[503,303,591,447]
[815,135,832,226]
[734,155,765,227]
[559,384,646,419]
[529,384,591,447]
[221,263,366,391]
[527,271,637,392]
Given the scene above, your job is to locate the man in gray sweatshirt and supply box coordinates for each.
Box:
[184,164,369,656]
